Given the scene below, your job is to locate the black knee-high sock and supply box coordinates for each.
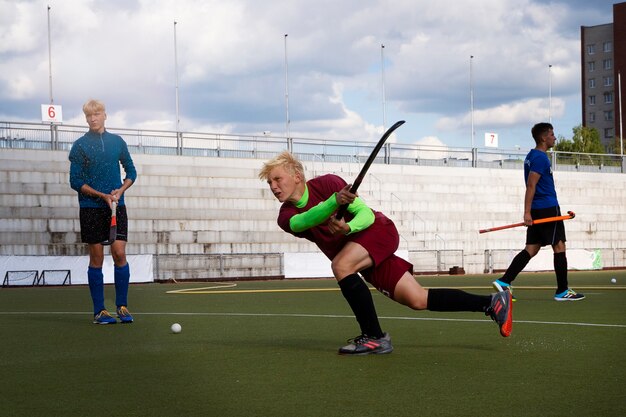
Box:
[338,274,384,338]
[501,249,532,284]
[427,289,491,313]
[554,252,568,293]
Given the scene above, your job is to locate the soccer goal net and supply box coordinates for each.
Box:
[2,270,39,287]
[2,270,71,287]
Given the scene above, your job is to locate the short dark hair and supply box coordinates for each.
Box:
[531,122,553,144]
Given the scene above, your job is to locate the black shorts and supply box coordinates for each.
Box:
[79,205,128,244]
[526,206,566,247]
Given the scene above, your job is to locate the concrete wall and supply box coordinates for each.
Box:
[1,148,625,278]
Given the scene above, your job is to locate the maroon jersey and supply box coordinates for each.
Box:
[277,174,412,298]
[277,173,413,299]
[278,174,393,263]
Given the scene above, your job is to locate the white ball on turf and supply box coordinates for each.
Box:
[611,278,617,284]
[171,323,182,334]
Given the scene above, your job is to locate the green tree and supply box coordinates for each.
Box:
[555,125,604,153]
[554,125,607,166]
[614,135,625,155]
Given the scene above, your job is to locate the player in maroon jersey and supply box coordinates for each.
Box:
[259,151,512,355]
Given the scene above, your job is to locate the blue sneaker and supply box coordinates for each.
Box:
[492,279,517,302]
[554,289,585,301]
[93,309,117,325]
[116,306,134,323]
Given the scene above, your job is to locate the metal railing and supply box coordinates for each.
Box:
[2,121,624,173]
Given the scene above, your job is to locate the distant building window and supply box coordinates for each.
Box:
[604,92,613,104]
[589,112,596,123]
[589,95,596,105]
[589,78,596,88]
[604,76,613,87]
[604,111,613,121]
[603,59,612,70]
[603,41,612,52]
[604,128,613,139]
[587,44,596,54]
[588,61,595,71]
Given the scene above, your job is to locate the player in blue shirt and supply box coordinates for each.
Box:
[69,99,138,323]
[493,123,584,301]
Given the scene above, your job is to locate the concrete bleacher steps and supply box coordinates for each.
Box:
[1,148,625,278]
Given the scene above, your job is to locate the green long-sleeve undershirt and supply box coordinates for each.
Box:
[289,185,375,234]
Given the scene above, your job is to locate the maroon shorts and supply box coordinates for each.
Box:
[350,216,413,299]
[361,255,413,300]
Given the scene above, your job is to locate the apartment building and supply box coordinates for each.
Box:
[581,2,626,151]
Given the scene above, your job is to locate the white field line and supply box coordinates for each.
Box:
[0,310,624,328]
[165,284,626,294]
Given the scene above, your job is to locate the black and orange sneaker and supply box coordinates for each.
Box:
[338,333,393,355]
[487,291,513,337]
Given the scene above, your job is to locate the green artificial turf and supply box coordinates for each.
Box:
[1,270,625,417]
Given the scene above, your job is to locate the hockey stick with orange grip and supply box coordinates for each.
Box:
[479,211,575,234]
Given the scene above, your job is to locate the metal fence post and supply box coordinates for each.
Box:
[49,123,58,150]
[177,132,183,155]
[484,249,493,274]
[436,250,441,273]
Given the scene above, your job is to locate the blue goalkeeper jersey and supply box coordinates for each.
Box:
[69,130,137,208]
[524,148,558,209]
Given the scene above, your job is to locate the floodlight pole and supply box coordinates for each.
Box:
[284,34,291,151]
[47,5,53,105]
[470,55,475,149]
[174,21,181,154]
[548,64,552,123]
[619,71,623,157]
[174,22,180,132]
[618,70,624,173]
[381,44,387,132]
[47,5,58,149]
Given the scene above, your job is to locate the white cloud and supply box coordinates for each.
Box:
[416,136,448,148]
[0,1,43,53]
[5,74,36,99]
[0,0,615,148]
[435,97,566,131]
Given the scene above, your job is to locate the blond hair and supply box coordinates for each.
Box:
[82,99,106,116]
[258,151,305,181]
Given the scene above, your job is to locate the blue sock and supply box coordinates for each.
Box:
[115,263,130,308]
[88,266,105,315]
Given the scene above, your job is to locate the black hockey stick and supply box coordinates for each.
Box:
[335,120,406,220]
[101,201,117,246]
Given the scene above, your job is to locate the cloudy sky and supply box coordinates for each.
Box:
[0,0,617,149]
